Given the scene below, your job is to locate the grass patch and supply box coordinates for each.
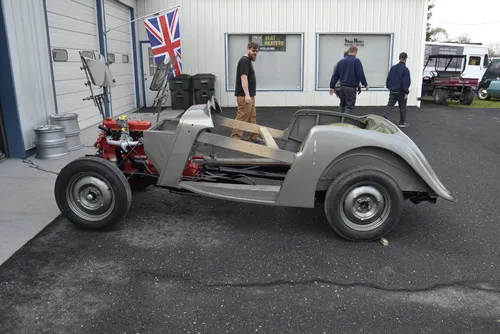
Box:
[446,98,500,109]
[420,96,500,109]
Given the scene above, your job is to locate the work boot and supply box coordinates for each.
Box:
[398,121,409,128]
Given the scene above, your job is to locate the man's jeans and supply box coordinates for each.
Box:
[339,86,357,114]
[384,91,407,123]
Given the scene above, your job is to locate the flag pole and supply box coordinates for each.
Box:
[104,4,181,34]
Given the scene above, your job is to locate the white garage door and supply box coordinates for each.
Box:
[104,0,136,117]
[46,0,104,130]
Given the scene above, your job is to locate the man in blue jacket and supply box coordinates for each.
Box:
[329,45,368,114]
[384,52,411,128]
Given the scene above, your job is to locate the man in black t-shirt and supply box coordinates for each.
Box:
[231,42,263,143]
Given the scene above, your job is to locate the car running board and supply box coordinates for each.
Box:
[178,181,280,205]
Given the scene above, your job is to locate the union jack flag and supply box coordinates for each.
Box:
[144,8,182,77]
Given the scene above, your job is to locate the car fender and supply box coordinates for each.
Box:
[275,125,454,208]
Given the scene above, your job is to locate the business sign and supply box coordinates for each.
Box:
[249,34,286,51]
[344,37,365,47]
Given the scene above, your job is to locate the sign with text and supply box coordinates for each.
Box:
[250,34,286,51]
[424,44,465,68]
[344,37,365,47]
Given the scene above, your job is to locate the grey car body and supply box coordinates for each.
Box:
[144,98,453,208]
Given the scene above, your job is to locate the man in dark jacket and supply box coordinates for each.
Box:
[384,52,411,128]
[329,45,368,114]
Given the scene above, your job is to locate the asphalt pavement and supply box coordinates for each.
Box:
[1,102,500,333]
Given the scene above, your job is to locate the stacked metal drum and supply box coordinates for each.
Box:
[33,113,83,160]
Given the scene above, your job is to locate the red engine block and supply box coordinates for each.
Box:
[94,117,201,178]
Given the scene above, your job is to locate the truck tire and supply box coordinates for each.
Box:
[324,168,403,241]
[433,89,447,105]
[54,156,132,231]
[460,90,474,105]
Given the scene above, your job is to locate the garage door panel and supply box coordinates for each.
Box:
[49,27,98,50]
[107,42,132,55]
[52,63,90,81]
[47,12,96,36]
[107,42,133,55]
[71,0,95,8]
[57,92,96,114]
[104,15,131,35]
[106,30,131,44]
[112,95,135,110]
[110,63,133,76]
[46,0,96,25]
[110,83,135,97]
[112,99,135,115]
[79,114,105,130]
[113,72,134,82]
[104,0,136,116]
[113,77,134,88]
[55,78,100,96]
[105,1,129,17]
[47,0,102,128]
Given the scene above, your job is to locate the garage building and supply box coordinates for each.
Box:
[0,0,428,160]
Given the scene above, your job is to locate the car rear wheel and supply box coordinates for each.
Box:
[324,168,403,241]
[54,156,132,230]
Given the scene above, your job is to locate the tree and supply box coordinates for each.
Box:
[427,27,449,42]
[453,33,472,44]
[426,1,448,42]
[489,43,500,57]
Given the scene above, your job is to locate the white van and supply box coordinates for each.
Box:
[423,42,489,80]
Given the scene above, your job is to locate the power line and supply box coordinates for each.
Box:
[430,20,500,26]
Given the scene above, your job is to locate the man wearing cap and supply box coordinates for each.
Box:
[384,52,411,128]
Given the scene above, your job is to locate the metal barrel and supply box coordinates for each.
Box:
[48,113,83,151]
[33,125,68,160]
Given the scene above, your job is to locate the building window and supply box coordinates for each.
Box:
[469,56,481,66]
[52,49,68,62]
[226,33,303,91]
[81,51,95,59]
[316,34,392,89]
[123,54,129,63]
[148,48,157,76]
[108,53,115,64]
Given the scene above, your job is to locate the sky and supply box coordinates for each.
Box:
[428,0,500,46]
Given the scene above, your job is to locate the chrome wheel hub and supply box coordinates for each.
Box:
[67,173,114,221]
[341,184,390,231]
[478,88,488,99]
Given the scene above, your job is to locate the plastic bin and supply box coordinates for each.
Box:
[192,73,216,104]
[169,74,193,110]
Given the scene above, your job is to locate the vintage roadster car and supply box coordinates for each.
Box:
[54,97,454,241]
[53,54,453,241]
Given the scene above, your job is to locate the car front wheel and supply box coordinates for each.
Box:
[324,168,403,241]
[54,156,132,230]
[477,88,490,100]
